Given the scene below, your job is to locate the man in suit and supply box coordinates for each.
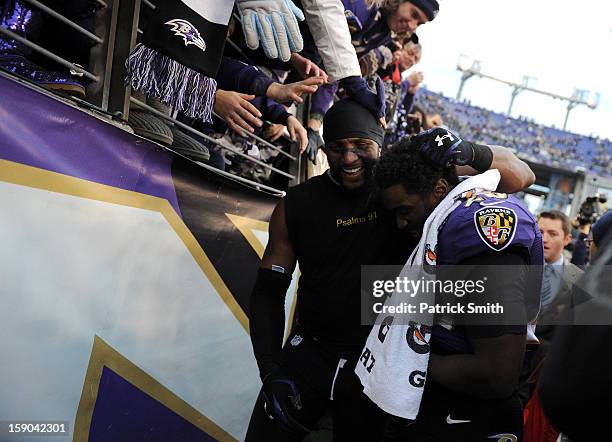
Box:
[536,210,583,341]
[539,211,612,441]
[519,210,583,406]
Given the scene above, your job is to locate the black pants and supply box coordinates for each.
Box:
[245,331,388,442]
[384,380,524,442]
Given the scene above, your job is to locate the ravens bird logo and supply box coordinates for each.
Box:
[165,19,206,52]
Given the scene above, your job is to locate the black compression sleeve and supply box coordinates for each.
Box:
[250,268,292,380]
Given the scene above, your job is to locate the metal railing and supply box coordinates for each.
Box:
[21,0,103,44]
[131,98,296,181]
[0,27,98,81]
[0,0,304,194]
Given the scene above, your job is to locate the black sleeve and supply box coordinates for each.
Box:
[539,325,612,440]
[401,90,415,114]
[250,268,291,379]
[443,250,529,339]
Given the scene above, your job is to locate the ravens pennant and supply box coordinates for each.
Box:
[474,206,517,251]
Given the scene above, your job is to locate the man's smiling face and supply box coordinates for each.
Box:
[324,138,380,191]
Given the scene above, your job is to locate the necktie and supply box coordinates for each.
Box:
[541,264,554,311]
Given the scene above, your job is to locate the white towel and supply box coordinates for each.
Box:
[355,170,502,419]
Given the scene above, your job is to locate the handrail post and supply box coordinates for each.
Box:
[87,0,119,110]
[106,0,141,119]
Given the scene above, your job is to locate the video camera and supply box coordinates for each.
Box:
[577,194,607,226]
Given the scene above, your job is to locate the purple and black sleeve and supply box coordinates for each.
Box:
[216,57,275,97]
[251,97,291,125]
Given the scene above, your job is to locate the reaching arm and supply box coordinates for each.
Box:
[456,144,535,193]
[413,127,535,193]
[300,0,361,82]
[217,57,324,104]
[216,57,274,97]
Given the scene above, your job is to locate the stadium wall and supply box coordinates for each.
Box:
[0,75,296,441]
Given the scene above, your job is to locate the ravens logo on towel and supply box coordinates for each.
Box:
[474,207,517,251]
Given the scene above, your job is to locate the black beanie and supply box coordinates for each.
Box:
[410,0,439,21]
[323,98,385,148]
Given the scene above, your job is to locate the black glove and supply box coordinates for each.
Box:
[305,128,323,164]
[261,367,310,434]
[340,75,386,120]
[411,126,493,171]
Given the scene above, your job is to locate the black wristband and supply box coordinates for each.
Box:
[471,143,494,172]
[458,141,493,172]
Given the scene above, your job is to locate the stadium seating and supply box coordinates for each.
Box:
[416,89,612,177]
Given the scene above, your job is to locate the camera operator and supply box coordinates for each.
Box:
[571,194,608,267]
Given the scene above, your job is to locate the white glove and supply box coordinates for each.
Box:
[236,0,305,62]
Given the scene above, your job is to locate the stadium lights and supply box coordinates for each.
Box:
[457,54,471,71]
[507,75,538,116]
[564,88,600,130]
[455,57,600,130]
[587,92,600,109]
[456,55,482,100]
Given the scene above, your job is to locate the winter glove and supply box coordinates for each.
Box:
[412,126,493,171]
[340,75,386,120]
[305,127,323,164]
[236,0,305,62]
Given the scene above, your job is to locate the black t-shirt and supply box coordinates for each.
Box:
[284,173,411,346]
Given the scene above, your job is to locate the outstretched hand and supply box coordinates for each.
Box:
[290,53,328,82]
[267,76,326,104]
[214,90,262,134]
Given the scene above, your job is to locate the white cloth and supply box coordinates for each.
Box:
[301,0,362,81]
[355,170,502,419]
[182,0,234,25]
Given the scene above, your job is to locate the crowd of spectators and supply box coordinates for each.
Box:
[415,89,612,177]
[2,0,610,185]
[0,0,434,188]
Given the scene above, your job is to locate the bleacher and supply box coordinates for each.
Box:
[416,89,612,177]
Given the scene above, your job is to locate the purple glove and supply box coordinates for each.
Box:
[340,76,386,120]
[262,367,310,434]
